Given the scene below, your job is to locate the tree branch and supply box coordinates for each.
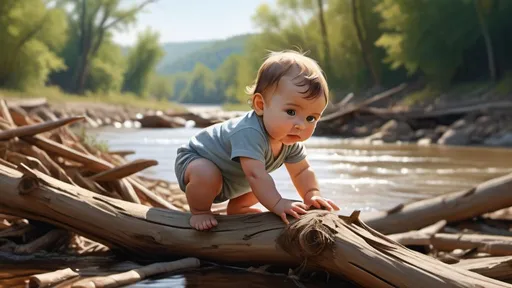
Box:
[103,0,157,30]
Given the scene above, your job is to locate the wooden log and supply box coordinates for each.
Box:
[127,177,179,210]
[21,135,114,172]
[453,256,512,280]
[13,229,68,255]
[388,220,447,246]
[71,257,200,288]
[111,179,140,204]
[0,116,84,141]
[319,84,407,122]
[0,164,509,287]
[361,100,512,120]
[17,144,74,184]
[364,172,512,234]
[88,159,158,182]
[397,233,512,256]
[0,99,16,127]
[28,268,79,288]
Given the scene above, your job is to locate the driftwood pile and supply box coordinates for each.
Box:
[1,98,512,287]
[316,84,512,147]
[5,97,244,129]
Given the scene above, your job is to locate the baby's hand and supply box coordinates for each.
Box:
[272,198,308,225]
[304,192,340,211]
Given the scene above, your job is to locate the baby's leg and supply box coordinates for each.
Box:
[227,192,262,215]
[183,158,223,231]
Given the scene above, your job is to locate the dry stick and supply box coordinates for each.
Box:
[0,157,17,170]
[0,99,16,127]
[421,233,512,256]
[0,165,510,288]
[108,150,135,157]
[453,256,512,280]
[111,179,140,204]
[0,116,84,141]
[88,159,158,182]
[388,220,447,246]
[127,177,179,210]
[364,172,512,234]
[21,135,114,173]
[8,105,35,126]
[71,257,200,288]
[28,268,79,288]
[5,151,51,175]
[17,144,74,184]
[14,229,68,255]
[319,83,407,122]
[0,222,33,238]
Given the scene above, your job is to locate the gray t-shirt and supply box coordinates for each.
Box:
[181,110,307,199]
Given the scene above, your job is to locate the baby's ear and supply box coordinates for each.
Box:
[252,93,265,116]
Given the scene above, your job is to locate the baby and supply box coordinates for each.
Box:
[175,50,340,231]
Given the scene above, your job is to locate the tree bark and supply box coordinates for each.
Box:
[474,0,497,82]
[364,172,512,234]
[316,0,332,80]
[0,164,510,287]
[351,0,380,87]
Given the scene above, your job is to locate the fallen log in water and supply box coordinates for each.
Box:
[0,165,510,288]
[363,172,512,234]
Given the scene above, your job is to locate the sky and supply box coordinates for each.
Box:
[112,0,276,46]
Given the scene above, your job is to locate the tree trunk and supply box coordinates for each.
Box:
[0,164,510,288]
[363,172,512,234]
[351,0,380,87]
[316,0,332,80]
[474,0,497,82]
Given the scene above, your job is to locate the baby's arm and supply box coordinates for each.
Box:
[239,157,308,224]
[285,158,340,211]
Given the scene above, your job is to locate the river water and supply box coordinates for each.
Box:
[84,125,512,287]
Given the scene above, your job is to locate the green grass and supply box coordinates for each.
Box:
[496,71,512,95]
[0,86,186,112]
[401,86,440,106]
[221,102,252,112]
[76,127,109,153]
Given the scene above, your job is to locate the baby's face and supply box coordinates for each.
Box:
[262,76,327,145]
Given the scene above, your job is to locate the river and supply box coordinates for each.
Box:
[81,124,512,287]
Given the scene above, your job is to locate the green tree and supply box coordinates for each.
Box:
[375,0,481,86]
[180,63,219,103]
[68,0,156,94]
[122,28,164,97]
[0,0,68,90]
[149,75,173,100]
[87,37,125,93]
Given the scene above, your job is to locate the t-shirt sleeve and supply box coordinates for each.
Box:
[229,128,267,163]
[284,142,307,163]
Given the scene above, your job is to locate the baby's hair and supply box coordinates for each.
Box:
[245,50,329,106]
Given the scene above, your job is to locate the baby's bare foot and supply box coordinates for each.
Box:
[190,213,218,231]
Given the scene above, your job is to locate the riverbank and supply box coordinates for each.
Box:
[315,84,512,148]
[3,82,512,148]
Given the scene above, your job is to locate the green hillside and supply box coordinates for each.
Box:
[155,39,214,72]
[157,34,251,75]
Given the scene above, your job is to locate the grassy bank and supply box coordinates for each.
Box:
[0,86,186,112]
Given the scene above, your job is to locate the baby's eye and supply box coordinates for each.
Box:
[306,116,317,123]
[286,109,296,116]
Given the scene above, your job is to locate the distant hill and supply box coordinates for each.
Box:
[156,34,251,75]
[155,40,214,72]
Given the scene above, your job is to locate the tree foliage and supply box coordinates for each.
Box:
[3,0,512,105]
[122,28,164,97]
